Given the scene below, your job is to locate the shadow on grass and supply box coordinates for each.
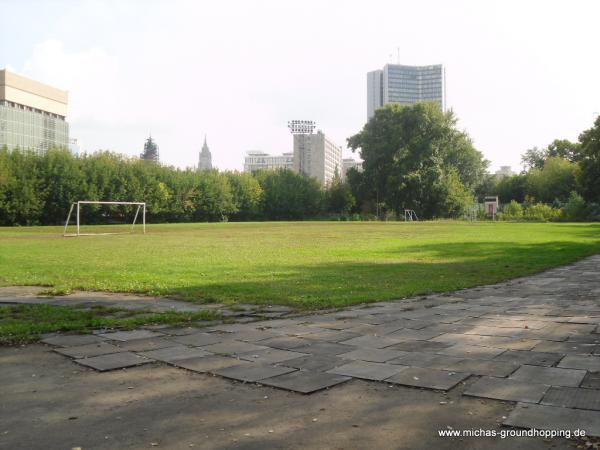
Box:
[167,238,600,309]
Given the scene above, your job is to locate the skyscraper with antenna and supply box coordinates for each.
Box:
[367,62,445,120]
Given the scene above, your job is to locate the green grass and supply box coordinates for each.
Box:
[0,304,221,345]
[1,221,600,309]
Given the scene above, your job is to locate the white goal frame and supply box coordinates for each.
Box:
[63,201,146,237]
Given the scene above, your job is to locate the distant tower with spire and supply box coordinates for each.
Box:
[140,135,159,163]
[198,135,212,170]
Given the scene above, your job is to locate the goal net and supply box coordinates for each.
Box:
[63,201,146,237]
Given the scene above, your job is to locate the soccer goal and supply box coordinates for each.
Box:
[63,201,146,237]
[404,209,419,221]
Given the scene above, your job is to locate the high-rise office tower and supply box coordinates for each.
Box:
[0,69,69,152]
[367,64,445,120]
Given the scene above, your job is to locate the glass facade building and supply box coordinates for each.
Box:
[0,100,69,152]
[0,69,69,152]
[367,64,445,120]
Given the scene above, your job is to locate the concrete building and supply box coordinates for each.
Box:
[198,136,212,170]
[0,69,69,152]
[68,138,81,156]
[495,166,515,178]
[244,151,293,172]
[342,158,363,180]
[367,63,445,120]
[293,130,342,186]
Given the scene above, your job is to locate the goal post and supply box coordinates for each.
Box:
[63,201,146,237]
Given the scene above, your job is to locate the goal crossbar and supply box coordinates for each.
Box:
[63,201,146,237]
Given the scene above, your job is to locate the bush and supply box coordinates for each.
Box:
[563,192,587,221]
[524,203,563,221]
[502,200,524,218]
[497,201,562,222]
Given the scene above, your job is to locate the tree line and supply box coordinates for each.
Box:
[0,147,351,225]
[475,115,600,220]
[1,104,598,225]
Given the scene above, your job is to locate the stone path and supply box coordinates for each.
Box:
[10,254,600,437]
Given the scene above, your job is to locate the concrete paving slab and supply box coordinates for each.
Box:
[558,355,600,371]
[227,329,278,342]
[214,363,296,382]
[338,348,408,363]
[338,335,402,349]
[292,341,356,355]
[388,352,464,370]
[238,348,308,363]
[387,328,443,341]
[504,403,600,437]
[169,332,225,347]
[259,370,351,394]
[137,345,212,362]
[259,336,309,350]
[171,355,249,373]
[541,386,600,410]
[386,340,452,353]
[386,367,470,391]
[327,361,407,381]
[444,359,519,377]
[201,340,269,355]
[582,371,600,389]
[300,330,362,342]
[74,352,154,372]
[465,376,549,403]
[114,337,180,352]
[532,341,596,354]
[282,354,350,372]
[41,334,106,347]
[494,350,564,367]
[510,365,586,387]
[54,342,125,359]
[437,344,505,359]
[98,329,164,341]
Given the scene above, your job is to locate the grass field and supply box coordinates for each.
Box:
[1,221,600,310]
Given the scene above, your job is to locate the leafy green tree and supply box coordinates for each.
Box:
[255,169,322,220]
[325,173,356,215]
[226,172,263,220]
[563,192,587,221]
[526,156,578,203]
[495,174,528,203]
[521,147,546,171]
[578,116,600,203]
[191,170,236,222]
[522,139,581,170]
[0,148,45,225]
[347,103,486,218]
[38,149,87,224]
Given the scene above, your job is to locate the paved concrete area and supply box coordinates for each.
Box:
[2,254,600,448]
[0,345,579,450]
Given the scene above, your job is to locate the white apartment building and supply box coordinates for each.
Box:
[293,130,342,185]
[342,158,363,180]
[244,151,294,172]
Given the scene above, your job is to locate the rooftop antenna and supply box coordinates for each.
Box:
[388,53,393,63]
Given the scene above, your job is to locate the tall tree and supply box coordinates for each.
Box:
[347,103,484,218]
[522,139,581,170]
[526,156,578,203]
[578,116,600,202]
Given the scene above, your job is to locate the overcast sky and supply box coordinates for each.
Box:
[1,0,599,172]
